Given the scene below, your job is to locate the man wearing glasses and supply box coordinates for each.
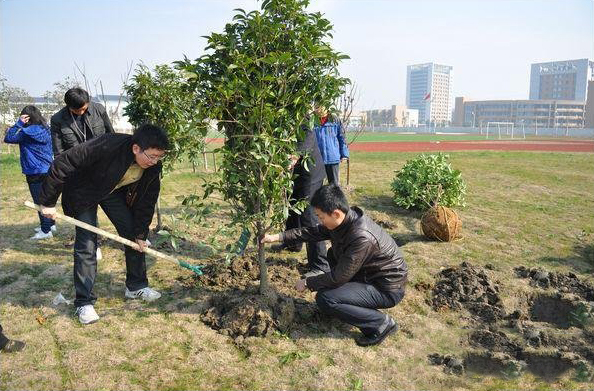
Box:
[38,124,169,325]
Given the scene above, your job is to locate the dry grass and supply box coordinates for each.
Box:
[1,149,594,390]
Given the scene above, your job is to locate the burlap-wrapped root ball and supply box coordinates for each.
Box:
[421,205,461,241]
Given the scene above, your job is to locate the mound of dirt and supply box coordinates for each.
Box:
[201,288,295,339]
[514,266,594,300]
[431,262,505,323]
[428,353,465,375]
[469,328,523,355]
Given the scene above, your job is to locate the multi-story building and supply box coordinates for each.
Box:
[529,59,594,101]
[363,105,418,127]
[452,97,586,128]
[406,63,453,125]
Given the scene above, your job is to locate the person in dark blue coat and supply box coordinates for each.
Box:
[313,106,349,185]
[4,105,55,239]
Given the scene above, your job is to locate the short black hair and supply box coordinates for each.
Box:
[132,124,170,151]
[64,88,90,109]
[311,184,350,214]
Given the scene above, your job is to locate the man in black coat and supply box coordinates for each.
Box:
[51,87,115,260]
[50,87,114,156]
[280,124,329,275]
[39,124,169,325]
[262,184,408,346]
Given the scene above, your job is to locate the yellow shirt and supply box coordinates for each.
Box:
[112,163,144,192]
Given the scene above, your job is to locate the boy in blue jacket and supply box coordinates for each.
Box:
[4,105,55,239]
[313,106,349,185]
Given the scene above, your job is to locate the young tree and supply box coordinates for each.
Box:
[177,0,349,293]
[0,76,34,125]
[124,63,209,230]
[124,63,208,170]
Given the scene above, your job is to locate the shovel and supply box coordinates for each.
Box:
[25,201,203,275]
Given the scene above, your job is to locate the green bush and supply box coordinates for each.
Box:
[391,153,466,210]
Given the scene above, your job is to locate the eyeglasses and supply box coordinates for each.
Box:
[143,150,165,163]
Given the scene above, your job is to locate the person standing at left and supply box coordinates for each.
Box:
[4,105,56,239]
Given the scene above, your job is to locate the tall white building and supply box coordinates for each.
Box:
[406,63,453,125]
[529,59,594,101]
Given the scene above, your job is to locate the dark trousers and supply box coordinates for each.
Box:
[315,248,405,335]
[325,163,340,185]
[0,324,9,349]
[27,175,55,233]
[73,189,148,307]
[285,176,329,273]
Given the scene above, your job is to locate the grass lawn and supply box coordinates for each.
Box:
[1,146,593,390]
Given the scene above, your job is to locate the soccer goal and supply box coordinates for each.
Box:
[485,122,525,140]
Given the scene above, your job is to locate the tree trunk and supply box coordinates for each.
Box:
[257,223,268,294]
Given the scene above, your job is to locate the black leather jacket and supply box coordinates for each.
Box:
[282,207,408,291]
[39,133,161,240]
[50,102,114,156]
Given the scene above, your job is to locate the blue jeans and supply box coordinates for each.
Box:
[27,175,55,233]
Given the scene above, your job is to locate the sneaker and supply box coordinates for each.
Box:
[96,247,103,260]
[355,317,398,347]
[75,305,99,325]
[125,287,161,302]
[30,231,53,240]
[35,225,56,233]
[1,339,26,353]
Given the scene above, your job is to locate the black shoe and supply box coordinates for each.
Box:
[1,339,25,353]
[303,269,326,278]
[270,243,302,253]
[355,318,398,347]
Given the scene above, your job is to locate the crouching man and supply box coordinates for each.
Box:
[39,124,169,324]
[262,184,408,346]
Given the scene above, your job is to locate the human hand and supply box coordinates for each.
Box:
[135,239,147,252]
[288,155,299,170]
[260,233,281,244]
[40,206,57,219]
[340,157,348,163]
[295,279,307,292]
[19,115,30,124]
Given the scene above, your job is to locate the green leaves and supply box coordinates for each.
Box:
[123,64,209,172]
[391,153,466,210]
[176,0,349,291]
[278,351,310,366]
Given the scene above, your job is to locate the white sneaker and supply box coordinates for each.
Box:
[35,225,56,233]
[75,305,99,324]
[96,247,103,260]
[125,287,161,302]
[30,231,53,240]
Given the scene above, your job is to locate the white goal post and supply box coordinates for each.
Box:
[485,122,525,140]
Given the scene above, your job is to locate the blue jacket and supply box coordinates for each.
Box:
[314,120,349,165]
[4,119,53,175]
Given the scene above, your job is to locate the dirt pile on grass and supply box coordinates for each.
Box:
[430,262,505,322]
[514,266,594,300]
[201,288,296,339]
[429,265,594,381]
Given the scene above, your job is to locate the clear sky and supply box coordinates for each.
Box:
[1,0,593,111]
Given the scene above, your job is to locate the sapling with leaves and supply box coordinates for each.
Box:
[176,0,349,293]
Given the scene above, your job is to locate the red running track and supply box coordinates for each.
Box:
[349,140,594,153]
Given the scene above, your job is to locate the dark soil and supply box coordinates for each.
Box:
[201,287,295,338]
[430,264,594,381]
[515,266,594,300]
[469,328,522,355]
[189,255,338,339]
[430,262,505,323]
